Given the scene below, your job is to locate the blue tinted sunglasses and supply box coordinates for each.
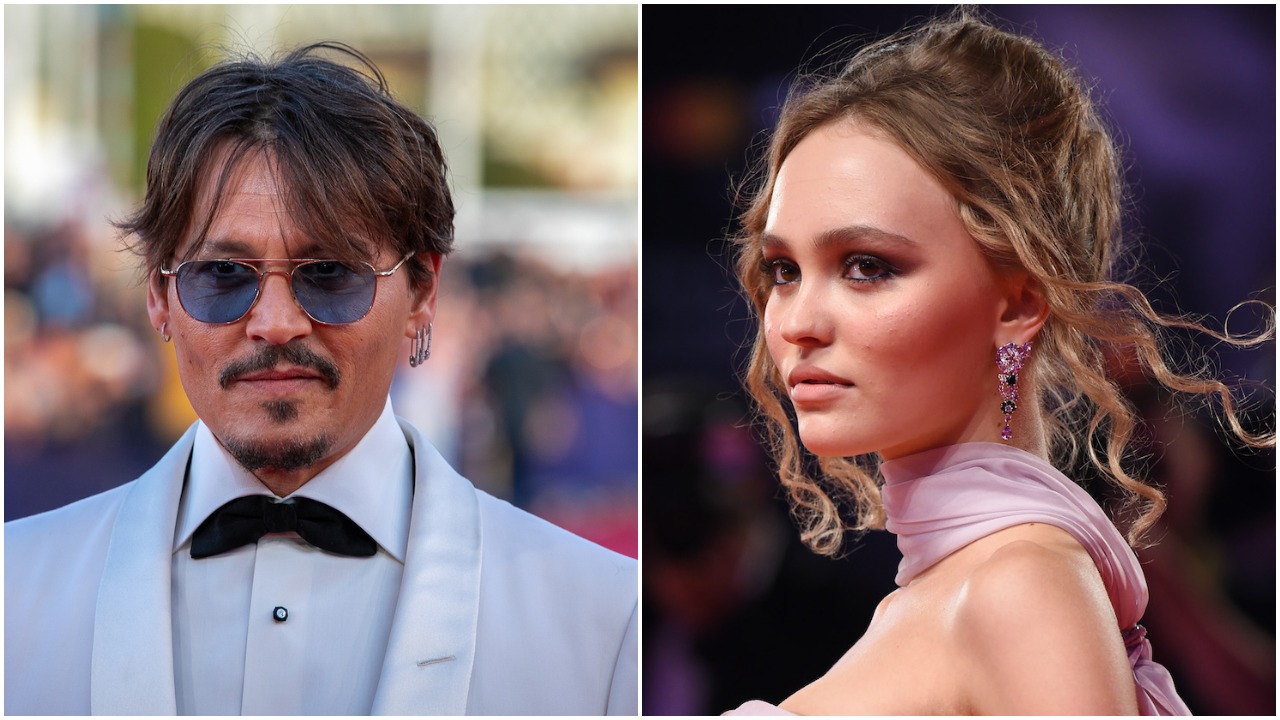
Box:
[160,253,413,325]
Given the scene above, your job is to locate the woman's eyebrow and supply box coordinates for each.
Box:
[761,224,917,252]
[814,224,917,250]
[760,232,788,253]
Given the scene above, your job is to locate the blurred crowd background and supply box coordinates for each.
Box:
[4,5,637,557]
[643,5,1275,715]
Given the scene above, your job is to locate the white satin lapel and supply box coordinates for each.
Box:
[372,421,482,715]
[90,425,196,714]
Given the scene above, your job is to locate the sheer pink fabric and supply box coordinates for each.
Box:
[725,442,1189,716]
[880,442,1189,715]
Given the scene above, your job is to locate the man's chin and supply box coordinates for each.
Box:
[221,433,334,473]
[257,399,298,423]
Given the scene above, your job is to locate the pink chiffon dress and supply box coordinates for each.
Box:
[725,442,1190,716]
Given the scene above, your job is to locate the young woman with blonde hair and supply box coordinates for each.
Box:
[726,11,1271,716]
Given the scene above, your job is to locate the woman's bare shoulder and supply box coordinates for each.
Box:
[950,525,1138,714]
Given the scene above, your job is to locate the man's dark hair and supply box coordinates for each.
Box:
[118,41,453,289]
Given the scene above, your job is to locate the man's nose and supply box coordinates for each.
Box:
[243,271,313,344]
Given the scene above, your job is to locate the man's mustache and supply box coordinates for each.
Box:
[219,342,341,390]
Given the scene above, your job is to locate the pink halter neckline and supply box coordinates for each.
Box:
[877,442,1189,715]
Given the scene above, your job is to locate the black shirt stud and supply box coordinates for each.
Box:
[273,606,288,623]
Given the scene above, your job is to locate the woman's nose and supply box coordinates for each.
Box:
[776,280,833,348]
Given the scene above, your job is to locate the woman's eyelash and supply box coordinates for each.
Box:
[760,254,900,286]
[760,258,799,285]
[843,254,898,283]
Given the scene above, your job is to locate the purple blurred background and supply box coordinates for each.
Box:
[642,5,1274,715]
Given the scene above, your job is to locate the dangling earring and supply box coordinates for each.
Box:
[996,341,1032,441]
[160,322,171,343]
[409,323,432,367]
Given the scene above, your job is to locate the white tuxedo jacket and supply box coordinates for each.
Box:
[5,419,637,715]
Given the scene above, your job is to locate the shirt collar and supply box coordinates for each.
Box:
[173,397,413,562]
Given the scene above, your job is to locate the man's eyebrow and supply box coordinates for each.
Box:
[761,224,917,252]
[198,239,254,257]
[195,238,325,259]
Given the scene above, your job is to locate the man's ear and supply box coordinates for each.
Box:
[404,252,443,338]
[146,269,172,336]
[995,270,1049,345]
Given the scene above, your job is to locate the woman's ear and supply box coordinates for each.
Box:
[404,252,444,338]
[995,271,1049,345]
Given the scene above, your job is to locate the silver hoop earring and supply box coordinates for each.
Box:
[160,322,171,343]
[409,323,432,367]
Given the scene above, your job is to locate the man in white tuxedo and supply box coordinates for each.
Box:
[4,42,637,715]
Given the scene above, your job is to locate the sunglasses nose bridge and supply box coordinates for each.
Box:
[257,266,296,286]
[240,265,316,340]
[254,266,307,312]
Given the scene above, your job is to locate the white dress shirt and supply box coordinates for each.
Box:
[170,398,412,715]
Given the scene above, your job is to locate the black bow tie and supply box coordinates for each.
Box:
[190,495,377,559]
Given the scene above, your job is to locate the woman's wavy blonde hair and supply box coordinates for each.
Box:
[734,12,1274,556]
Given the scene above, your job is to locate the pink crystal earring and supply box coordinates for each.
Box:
[997,341,1032,441]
